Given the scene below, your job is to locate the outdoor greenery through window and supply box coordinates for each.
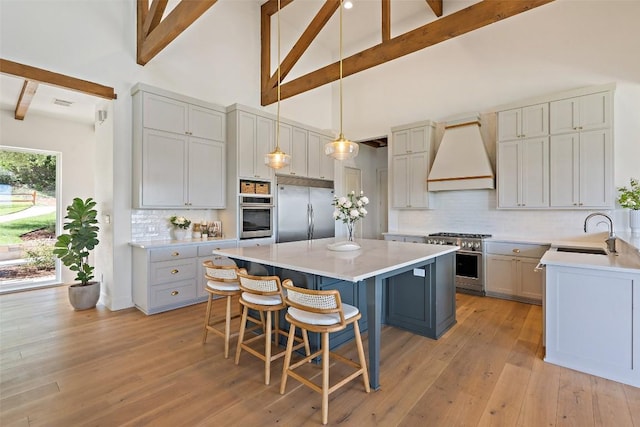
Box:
[0,149,57,289]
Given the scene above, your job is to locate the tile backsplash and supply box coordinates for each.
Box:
[131,209,221,241]
[393,190,629,240]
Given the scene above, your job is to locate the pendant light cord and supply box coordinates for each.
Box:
[339,0,344,138]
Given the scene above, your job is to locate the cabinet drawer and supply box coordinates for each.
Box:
[151,259,197,285]
[150,246,197,262]
[197,240,237,256]
[152,280,197,307]
[485,242,549,258]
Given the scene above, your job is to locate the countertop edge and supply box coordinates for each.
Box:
[129,238,236,249]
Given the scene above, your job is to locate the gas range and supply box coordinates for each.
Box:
[427,232,492,296]
[427,232,491,253]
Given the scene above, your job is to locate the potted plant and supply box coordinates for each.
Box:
[169,215,191,240]
[53,197,100,310]
[618,177,640,235]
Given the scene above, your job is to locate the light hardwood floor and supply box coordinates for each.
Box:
[1,286,638,426]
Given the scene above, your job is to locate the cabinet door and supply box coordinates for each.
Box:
[579,92,610,131]
[518,257,543,301]
[497,141,521,208]
[485,254,517,296]
[391,155,409,208]
[276,122,294,175]
[579,129,612,207]
[409,126,428,153]
[550,98,578,134]
[498,108,521,141]
[237,112,257,178]
[392,130,409,155]
[549,133,579,207]
[255,116,275,179]
[318,135,334,180]
[143,93,187,135]
[521,137,549,208]
[141,129,187,207]
[289,127,308,176]
[408,152,429,208]
[308,132,334,180]
[188,138,225,208]
[189,105,225,141]
[521,103,548,139]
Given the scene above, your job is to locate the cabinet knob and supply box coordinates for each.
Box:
[579,203,583,206]
[172,252,180,256]
[513,249,521,253]
[407,150,412,153]
[290,172,296,175]
[171,269,179,274]
[171,290,179,296]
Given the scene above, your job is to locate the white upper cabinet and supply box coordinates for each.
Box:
[132,85,226,209]
[550,92,611,134]
[391,122,434,209]
[550,129,613,208]
[497,103,548,141]
[307,132,334,181]
[392,126,429,155]
[235,112,274,180]
[497,138,549,208]
[279,125,308,177]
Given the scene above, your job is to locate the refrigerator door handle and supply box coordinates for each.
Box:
[309,204,314,239]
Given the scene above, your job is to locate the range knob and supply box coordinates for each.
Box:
[461,241,467,248]
[439,240,446,245]
[474,242,481,249]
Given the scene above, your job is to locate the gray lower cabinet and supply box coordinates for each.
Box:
[385,254,456,339]
[132,240,237,314]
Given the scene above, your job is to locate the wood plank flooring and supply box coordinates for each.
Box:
[1,286,638,426]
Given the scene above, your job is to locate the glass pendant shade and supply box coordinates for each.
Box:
[324,134,359,160]
[264,148,291,169]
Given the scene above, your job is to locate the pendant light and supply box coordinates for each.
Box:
[265,0,291,170]
[324,0,359,161]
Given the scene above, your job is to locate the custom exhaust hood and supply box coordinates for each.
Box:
[427,117,495,191]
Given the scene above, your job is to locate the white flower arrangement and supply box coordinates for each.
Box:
[618,178,640,210]
[169,215,191,229]
[332,190,369,224]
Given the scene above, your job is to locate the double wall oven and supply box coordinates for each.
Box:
[239,180,274,239]
[427,232,491,296]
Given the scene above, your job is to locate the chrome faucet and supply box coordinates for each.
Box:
[584,212,616,253]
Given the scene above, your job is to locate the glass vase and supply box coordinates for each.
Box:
[346,221,355,242]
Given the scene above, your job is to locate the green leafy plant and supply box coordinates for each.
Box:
[617,177,640,210]
[53,197,99,285]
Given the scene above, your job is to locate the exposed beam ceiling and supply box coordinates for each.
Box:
[260,0,555,105]
[137,0,218,65]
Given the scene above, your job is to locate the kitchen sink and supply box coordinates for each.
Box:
[555,247,608,255]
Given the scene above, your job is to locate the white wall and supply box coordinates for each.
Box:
[0,110,96,283]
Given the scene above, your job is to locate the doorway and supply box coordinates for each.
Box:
[0,147,60,293]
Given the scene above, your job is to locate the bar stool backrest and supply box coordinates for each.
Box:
[203,259,244,283]
[282,280,346,325]
[237,272,284,297]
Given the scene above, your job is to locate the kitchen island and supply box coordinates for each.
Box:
[211,237,458,389]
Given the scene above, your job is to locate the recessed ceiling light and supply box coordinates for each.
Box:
[53,98,73,107]
[344,1,353,9]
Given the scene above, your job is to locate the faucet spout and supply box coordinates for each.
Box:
[584,212,616,253]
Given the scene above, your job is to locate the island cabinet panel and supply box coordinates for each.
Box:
[385,253,456,339]
[545,265,639,388]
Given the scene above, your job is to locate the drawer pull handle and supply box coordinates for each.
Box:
[171,269,179,274]
[172,252,180,257]
[513,249,521,253]
[171,290,179,296]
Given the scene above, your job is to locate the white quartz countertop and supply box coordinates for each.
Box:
[541,237,640,274]
[210,238,458,283]
[129,238,236,249]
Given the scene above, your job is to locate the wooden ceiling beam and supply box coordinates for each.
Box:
[265,0,340,92]
[261,0,554,105]
[14,80,39,120]
[382,0,391,42]
[262,0,296,17]
[137,0,218,65]
[143,0,169,37]
[0,58,117,100]
[427,0,443,18]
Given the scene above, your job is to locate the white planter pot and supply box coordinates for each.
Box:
[630,209,640,235]
[172,228,188,240]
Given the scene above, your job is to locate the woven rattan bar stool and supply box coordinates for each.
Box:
[202,258,247,359]
[235,272,310,385]
[280,281,370,425]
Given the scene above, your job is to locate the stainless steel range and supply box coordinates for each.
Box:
[427,232,491,296]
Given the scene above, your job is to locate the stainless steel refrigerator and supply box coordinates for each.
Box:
[276,177,335,243]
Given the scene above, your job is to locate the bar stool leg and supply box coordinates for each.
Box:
[202,293,213,343]
[235,306,249,365]
[264,310,272,385]
[321,332,330,425]
[224,295,233,358]
[280,322,297,394]
[354,320,370,392]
